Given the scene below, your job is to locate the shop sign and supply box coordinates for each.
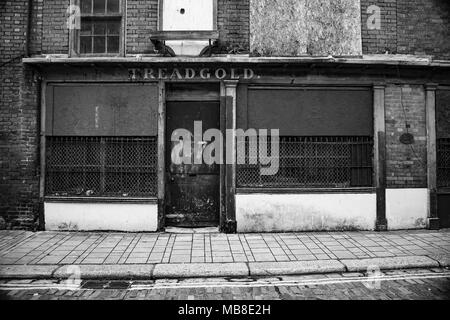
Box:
[128,68,256,81]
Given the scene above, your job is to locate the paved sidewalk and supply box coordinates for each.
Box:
[0,229,449,279]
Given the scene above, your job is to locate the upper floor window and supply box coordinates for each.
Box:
[72,0,124,55]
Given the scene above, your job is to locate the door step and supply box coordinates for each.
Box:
[165,226,219,234]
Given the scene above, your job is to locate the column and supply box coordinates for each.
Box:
[374,84,387,231]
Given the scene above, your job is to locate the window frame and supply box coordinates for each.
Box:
[157,0,218,32]
[70,0,126,57]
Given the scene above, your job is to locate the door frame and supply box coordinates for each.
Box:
[157,80,230,231]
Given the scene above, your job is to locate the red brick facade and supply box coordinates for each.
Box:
[360,0,450,59]
[385,85,428,188]
[1,0,449,230]
[0,1,40,230]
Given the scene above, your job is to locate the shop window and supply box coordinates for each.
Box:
[45,84,159,198]
[45,137,158,197]
[237,136,374,189]
[72,0,124,55]
[438,138,450,189]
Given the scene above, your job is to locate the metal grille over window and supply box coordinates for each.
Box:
[237,136,373,188]
[45,137,157,197]
[438,138,450,188]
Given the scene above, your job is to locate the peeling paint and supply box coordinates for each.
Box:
[386,188,428,230]
[45,202,158,232]
[236,193,376,232]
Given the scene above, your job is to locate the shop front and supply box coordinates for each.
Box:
[31,59,444,232]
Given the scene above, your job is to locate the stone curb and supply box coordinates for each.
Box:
[426,254,450,268]
[53,264,155,280]
[248,260,345,277]
[153,263,249,279]
[0,265,58,279]
[0,256,445,280]
[340,256,440,272]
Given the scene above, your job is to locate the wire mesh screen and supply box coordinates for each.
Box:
[237,136,373,188]
[46,137,158,197]
[438,138,450,188]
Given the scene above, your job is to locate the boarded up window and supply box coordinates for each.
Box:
[242,87,373,136]
[250,0,362,56]
[437,89,450,139]
[161,0,215,56]
[46,84,158,136]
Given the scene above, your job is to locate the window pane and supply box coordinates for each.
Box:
[80,36,92,53]
[93,36,106,53]
[80,0,92,14]
[107,0,120,13]
[93,0,106,14]
[80,21,92,36]
[93,22,106,35]
[107,36,120,53]
[107,21,120,35]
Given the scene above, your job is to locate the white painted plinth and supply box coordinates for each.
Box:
[236,193,376,232]
[386,188,428,230]
[44,202,158,232]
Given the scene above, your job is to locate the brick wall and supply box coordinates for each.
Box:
[126,0,158,54]
[361,0,450,59]
[385,85,427,188]
[218,0,249,50]
[32,0,450,58]
[360,0,397,54]
[36,0,249,55]
[0,1,40,230]
[42,0,69,54]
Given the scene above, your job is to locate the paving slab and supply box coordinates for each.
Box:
[248,260,345,276]
[341,256,440,272]
[53,264,155,280]
[153,263,249,278]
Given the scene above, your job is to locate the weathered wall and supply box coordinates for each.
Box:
[360,0,450,59]
[250,0,362,56]
[42,0,69,54]
[126,0,159,54]
[0,1,41,230]
[35,0,250,55]
[385,85,427,188]
[360,0,397,54]
[217,0,250,51]
[236,193,377,232]
[22,0,450,58]
[45,202,158,231]
[386,189,428,230]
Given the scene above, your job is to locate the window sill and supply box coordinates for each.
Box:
[44,196,158,204]
[236,187,376,194]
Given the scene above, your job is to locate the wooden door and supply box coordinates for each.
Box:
[165,100,220,227]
